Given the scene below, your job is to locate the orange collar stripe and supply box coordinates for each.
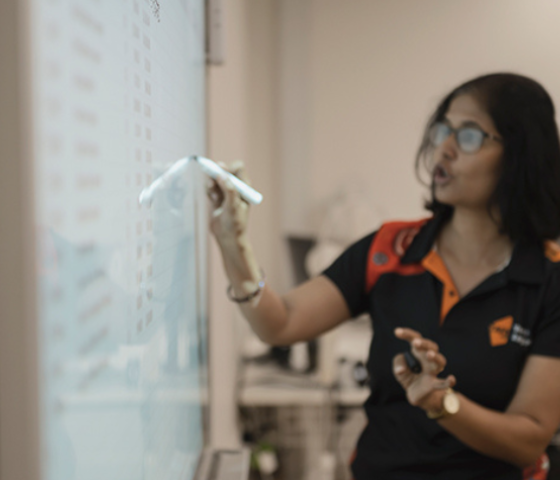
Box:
[421,250,460,325]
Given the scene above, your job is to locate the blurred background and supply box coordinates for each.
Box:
[3,1,560,479]
[207,1,560,479]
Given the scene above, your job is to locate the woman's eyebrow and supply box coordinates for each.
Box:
[443,117,484,129]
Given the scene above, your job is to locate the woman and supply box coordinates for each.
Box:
[208,73,560,480]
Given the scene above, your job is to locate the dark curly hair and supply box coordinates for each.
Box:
[415,73,560,244]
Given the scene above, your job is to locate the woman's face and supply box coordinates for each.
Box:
[431,94,504,210]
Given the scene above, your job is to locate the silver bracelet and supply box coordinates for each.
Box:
[227,271,266,303]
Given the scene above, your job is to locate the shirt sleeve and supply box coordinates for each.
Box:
[321,231,376,318]
[530,266,560,357]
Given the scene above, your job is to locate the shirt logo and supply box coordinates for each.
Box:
[489,316,513,347]
[488,317,532,347]
[511,324,532,347]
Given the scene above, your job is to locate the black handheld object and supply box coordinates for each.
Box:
[404,351,422,374]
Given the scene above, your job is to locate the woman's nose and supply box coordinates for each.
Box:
[440,132,459,159]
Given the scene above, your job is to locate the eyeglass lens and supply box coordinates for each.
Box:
[430,123,484,153]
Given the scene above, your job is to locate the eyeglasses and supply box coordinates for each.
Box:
[428,121,502,154]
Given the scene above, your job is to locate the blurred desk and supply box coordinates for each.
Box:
[238,363,368,480]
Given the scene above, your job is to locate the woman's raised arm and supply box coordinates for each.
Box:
[208,162,351,346]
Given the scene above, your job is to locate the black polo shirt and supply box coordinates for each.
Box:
[322,213,560,480]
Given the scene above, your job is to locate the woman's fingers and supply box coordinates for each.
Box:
[426,350,447,373]
[399,348,446,376]
[394,327,422,342]
[214,172,239,209]
[393,327,456,410]
[229,161,251,205]
[446,374,457,388]
[206,179,223,207]
[433,374,457,390]
[217,160,250,184]
[207,160,252,242]
[394,327,446,373]
[395,328,439,352]
[393,353,409,376]
[412,337,440,353]
[412,346,445,375]
[209,161,251,207]
[230,160,251,185]
[393,354,416,390]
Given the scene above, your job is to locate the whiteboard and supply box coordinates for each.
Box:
[29,1,208,479]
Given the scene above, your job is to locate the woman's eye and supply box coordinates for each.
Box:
[461,129,479,140]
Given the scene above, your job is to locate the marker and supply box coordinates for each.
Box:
[404,351,422,374]
[138,156,263,207]
[195,156,263,205]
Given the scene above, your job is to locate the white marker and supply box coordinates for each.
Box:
[195,156,263,205]
[138,156,263,206]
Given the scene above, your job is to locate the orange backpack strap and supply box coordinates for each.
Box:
[365,218,430,293]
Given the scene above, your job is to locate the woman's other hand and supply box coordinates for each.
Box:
[393,327,456,412]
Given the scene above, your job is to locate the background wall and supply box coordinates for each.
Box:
[207,0,560,446]
[207,0,283,447]
[282,0,560,237]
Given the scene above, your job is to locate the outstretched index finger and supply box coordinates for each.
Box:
[394,327,422,343]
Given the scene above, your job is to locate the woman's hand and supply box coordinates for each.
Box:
[393,327,456,412]
[206,160,261,289]
[207,160,250,244]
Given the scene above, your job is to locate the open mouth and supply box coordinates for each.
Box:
[434,164,451,184]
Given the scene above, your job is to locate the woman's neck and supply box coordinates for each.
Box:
[438,207,514,268]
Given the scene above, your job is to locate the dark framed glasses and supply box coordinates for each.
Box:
[428,121,502,154]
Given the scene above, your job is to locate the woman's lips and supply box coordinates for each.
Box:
[434,164,452,186]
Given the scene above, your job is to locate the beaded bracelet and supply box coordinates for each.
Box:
[226,271,266,303]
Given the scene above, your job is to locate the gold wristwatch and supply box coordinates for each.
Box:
[426,388,460,420]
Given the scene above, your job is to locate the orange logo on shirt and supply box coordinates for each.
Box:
[489,316,514,347]
[545,240,560,263]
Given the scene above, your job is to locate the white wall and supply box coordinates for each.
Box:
[207,0,247,449]
[281,0,560,237]
[207,0,282,447]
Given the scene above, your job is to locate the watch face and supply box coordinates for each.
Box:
[444,392,460,415]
